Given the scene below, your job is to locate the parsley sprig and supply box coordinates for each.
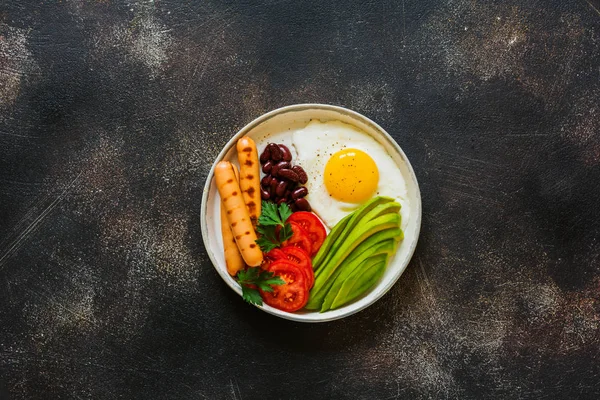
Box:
[255,201,293,252]
[236,201,292,306]
[237,267,285,305]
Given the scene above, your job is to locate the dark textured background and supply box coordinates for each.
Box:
[1,0,599,399]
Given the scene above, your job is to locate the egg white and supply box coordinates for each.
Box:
[292,120,409,229]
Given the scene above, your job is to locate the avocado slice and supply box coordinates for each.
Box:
[314,200,401,281]
[318,228,401,311]
[343,226,402,266]
[312,196,394,272]
[331,255,388,310]
[366,201,401,221]
[306,212,401,310]
[311,212,352,272]
[312,211,401,289]
[320,239,397,312]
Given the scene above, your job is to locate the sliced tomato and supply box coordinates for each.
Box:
[280,246,314,289]
[282,221,312,255]
[261,248,285,270]
[287,212,327,256]
[260,260,308,312]
[266,248,285,261]
[279,246,311,272]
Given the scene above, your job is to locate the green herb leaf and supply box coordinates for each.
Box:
[278,202,292,225]
[241,285,263,305]
[255,201,294,252]
[237,266,258,283]
[278,222,293,243]
[256,275,285,292]
[237,267,285,306]
[258,201,292,226]
[256,224,278,242]
[256,232,279,252]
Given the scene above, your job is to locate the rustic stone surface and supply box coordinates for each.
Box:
[0,1,599,398]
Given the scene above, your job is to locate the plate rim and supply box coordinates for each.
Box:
[201,103,422,323]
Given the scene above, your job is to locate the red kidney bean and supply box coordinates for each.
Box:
[290,203,299,212]
[278,169,299,182]
[284,189,291,199]
[294,198,311,211]
[276,180,288,197]
[259,147,271,164]
[262,160,273,174]
[278,144,292,161]
[274,162,291,178]
[275,161,290,171]
[276,198,287,206]
[291,186,308,199]
[261,174,271,188]
[271,163,280,177]
[260,188,270,200]
[268,143,282,161]
[291,165,308,184]
[287,181,298,192]
[269,178,278,196]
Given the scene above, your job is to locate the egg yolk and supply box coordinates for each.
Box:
[324,148,379,203]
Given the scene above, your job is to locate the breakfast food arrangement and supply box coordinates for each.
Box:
[213,116,412,315]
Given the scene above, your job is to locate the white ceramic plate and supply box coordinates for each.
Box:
[201,104,421,322]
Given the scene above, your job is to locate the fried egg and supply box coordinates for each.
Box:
[292,120,409,229]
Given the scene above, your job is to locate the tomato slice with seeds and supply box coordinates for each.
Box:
[260,260,308,312]
[266,248,286,261]
[261,248,285,270]
[280,246,314,289]
[282,221,312,255]
[287,212,327,256]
